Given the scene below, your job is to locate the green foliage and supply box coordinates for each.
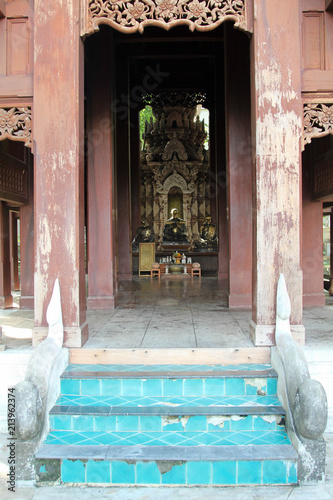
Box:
[139,106,153,149]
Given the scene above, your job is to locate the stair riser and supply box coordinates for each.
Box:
[37,458,298,486]
[60,377,277,398]
[50,414,285,433]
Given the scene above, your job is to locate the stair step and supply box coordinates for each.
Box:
[53,393,281,409]
[42,429,292,447]
[35,362,298,486]
[35,444,298,485]
[50,412,285,432]
[60,364,278,397]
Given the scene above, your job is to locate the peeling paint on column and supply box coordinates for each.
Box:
[252,1,303,339]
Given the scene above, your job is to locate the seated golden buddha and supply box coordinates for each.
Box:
[195,216,218,252]
[163,208,189,243]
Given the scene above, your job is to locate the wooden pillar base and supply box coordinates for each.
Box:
[0,294,13,309]
[33,322,89,348]
[20,296,34,309]
[87,296,115,310]
[250,321,305,347]
[303,293,325,307]
[228,294,252,309]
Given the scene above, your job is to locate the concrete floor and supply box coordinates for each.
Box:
[1,278,333,350]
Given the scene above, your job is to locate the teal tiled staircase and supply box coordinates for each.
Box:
[36,363,298,486]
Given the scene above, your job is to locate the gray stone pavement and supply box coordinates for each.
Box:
[0,433,332,499]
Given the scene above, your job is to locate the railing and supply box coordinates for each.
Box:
[271,274,328,483]
[13,280,68,480]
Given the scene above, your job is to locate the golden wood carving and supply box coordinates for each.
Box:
[0,107,32,148]
[139,242,155,275]
[83,0,246,36]
[303,103,333,146]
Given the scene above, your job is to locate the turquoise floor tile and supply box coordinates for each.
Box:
[50,415,72,431]
[263,460,287,484]
[72,415,94,431]
[61,459,85,483]
[185,415,208,431]
[246,382,266,396]
[253,415,277,431]
[267,378,278,395]
[81,379,101,396]
[183,378,204,396]
[204,378,225,396]
[142,378,163,396]
[162,419,184,432]
[229,416,253,431]
[94,415,117,432]
[237,460,262,484]
[187,461,212,485]
[140,415,162,431]
[208,418,230,431]
[163,378,184,396]
[112,461,136,484]
[137,461,161,484]
[86,460,110,483]
[212,461,237,485]
[101,379,121,396]
[61,379,80,395]
[121,379,142,396]
[225,378,245,395]
[287,462,298,483]
[117,415,139,431]
[162,463,186,485]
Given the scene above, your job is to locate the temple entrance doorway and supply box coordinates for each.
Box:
[85,22,252,310]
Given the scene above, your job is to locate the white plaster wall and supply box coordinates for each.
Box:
[0,350,32,433]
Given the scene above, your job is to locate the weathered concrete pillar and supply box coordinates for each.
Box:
[10,211,20,291]
[33,0,88,346]
[86,32,116,309]
[0,202,13,308]
[250,0,305,346]
[226,24,252,307]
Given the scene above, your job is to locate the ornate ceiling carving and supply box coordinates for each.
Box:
[303,103,333,146]
[83,0,246,36]
[0,107,32,148]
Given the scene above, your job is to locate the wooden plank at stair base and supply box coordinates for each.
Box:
[69,348,271,365]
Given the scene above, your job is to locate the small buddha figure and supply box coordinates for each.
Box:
[163,208,189,243]
[132,218,154,251]
[195,216,218,252]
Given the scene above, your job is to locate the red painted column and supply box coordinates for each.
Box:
[86,32,116,309]
[33,0,87,346]
[116,49,132,281]
[302,147,325,306]
[250,0,304,346]
[0,202,13,308]
[226,24,252,308]
[20,153,34,309]
[10,211,20,291]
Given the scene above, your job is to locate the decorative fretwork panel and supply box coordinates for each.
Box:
[313,155,333,200]
[303,103,333,146]
[83,0,246,36]
[0,158,28,205]
[0,107,32,148]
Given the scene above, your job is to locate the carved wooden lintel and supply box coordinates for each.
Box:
[82,0,246,37]
[303,103,333,147]
[0,107,32,148]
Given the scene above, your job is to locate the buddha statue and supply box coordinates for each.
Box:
[163,208,189,243]
[132,219,154,251]
[195,216,218,252]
